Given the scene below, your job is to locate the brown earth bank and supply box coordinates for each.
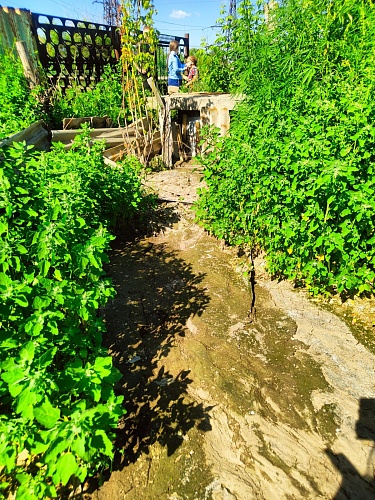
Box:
[86,164,375,500]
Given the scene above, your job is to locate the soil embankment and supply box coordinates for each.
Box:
[92,164,375,500]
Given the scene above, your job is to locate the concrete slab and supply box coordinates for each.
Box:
[162,92,242,167]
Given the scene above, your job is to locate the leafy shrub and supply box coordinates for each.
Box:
[0,130,146,498]
[48,64,127,128]
[0,46,44,139]
[195,0,375,296]
[189,40,233,93]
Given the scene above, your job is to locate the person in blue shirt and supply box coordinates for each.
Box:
[167,40,190,94]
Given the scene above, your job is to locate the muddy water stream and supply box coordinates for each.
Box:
[92,166,375,500]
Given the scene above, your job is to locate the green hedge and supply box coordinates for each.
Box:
[196,0,375,296]
[0,132,146,498]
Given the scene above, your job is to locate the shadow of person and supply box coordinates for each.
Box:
[326,398,375,499]
[101,203,212,472]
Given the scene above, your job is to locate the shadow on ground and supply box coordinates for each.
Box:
[326,397,375,499]
[102,204,212,473]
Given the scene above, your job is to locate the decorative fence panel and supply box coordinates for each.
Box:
[30,13,120,88]
[0,6,189,90]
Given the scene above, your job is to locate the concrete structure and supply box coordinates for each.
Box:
[162,92,242,167]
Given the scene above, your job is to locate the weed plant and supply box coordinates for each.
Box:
[0,129,148,498]
[48,64,127,128]
[0,47,44,139]
[195,0,375,296]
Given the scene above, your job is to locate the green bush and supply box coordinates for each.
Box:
[0,47,44,139]
[48,64,127,128]
[195,0,375,296]
[185,47,232,93]
[0,42,129,132]
[0,131,147,498]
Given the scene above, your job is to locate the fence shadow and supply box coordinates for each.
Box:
[102,203,212,472]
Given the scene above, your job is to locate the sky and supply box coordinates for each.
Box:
[2,0,229,48]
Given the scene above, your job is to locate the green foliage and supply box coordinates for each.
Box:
[48,64,127,128]
[0,130,147,498]
[195,0,375,296]
[0,46,44,139]
[190,4,244,93]
[119,0,158,123]
[0,44,128,134]
[192,16,234,93]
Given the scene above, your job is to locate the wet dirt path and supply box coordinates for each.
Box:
[93,165,375,500]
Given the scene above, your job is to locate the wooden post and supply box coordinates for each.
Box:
[162,97,173,167]
[15,40,39,88]
[147,76,174,167]
[184,33,189,58]
[147,77,165,110]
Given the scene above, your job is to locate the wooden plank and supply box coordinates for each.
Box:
[152,138,162,153]
[62,116,111,129]
[195,119,201,156]
[147,77,165,110]
[53,117,151,144]
[64,138,128,151]
[99,138,127,146]
[15,40,39,88]
[97,129,127,139]
[182,114,188,141]
[0,120,50,151]
[62,117,91,130]
[162,97,172,167]
[175,123,187,161]
[52,128,122,143]
[103,144,127,158]
[98,116,150,139]
[103,157,118,168]
[92,116,111,128]
[172,122,181,160]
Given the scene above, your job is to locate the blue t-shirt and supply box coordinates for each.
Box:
[168,51,185,81]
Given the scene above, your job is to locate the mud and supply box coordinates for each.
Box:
[90,165,375,500]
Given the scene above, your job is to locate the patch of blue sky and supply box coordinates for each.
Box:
[3,0,228,47]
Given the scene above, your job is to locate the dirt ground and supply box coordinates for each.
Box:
[88,163,375,500]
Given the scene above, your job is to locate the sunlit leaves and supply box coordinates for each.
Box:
[196,0,375,297]
[0,137,145,498]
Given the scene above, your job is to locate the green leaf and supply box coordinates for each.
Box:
[0,221,8,235]
[93,356,112,377]
[33,296,52,309]
[34,399,60,429]
[75,464,88,482]
[44,437,71,464]
[19,341,35,364]
[39,260,51,277]
[16,244,28,255]
[0,446,17,471]
[71,435,86,459]
[54,269,62,281]
[77,217,86,228]
[26,208,38,217]
[1,368,25,397]
[91,429,114,458]
[51,202,61,221]
[37,347,57,369]
[16,387,37,419]
[54,452,79,486]
[14,295,29,307]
